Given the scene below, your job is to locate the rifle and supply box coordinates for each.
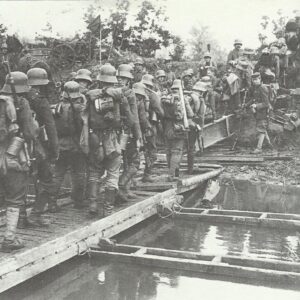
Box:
[178,81,189,129]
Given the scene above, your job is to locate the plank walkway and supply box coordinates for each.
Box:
[0,168,221,294]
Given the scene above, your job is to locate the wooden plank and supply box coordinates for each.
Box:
[175,212,300,230]
[91,244,300,285]
[0,189,180,293]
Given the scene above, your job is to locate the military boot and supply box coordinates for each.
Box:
[117,173,129,204]
[88,181,99,216]
[26,210,50,227]
[125,180,138,199]
[168,150,182,181]
[187,151,194,175]
[1,207,25,253]
[104,188,116,216]
[17,206,27,229]
[48,196,61,213]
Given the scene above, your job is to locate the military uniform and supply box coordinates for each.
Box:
[115,64,141,202]
[0,72,38,252]
[52,81,87,210]
[162,80,187,180]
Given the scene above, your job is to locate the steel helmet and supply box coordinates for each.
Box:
[1,71,29,94]
[134,57,144,65]
[117,64,134,79]
[263,69,275,79]
[69,71,77,81]
[182,69,193,79]
[132,82,147,97]
[171,79,182,90]
[27,68,49,86]
[201,76,211,83]
[75,69,92,84]
[141,74,154,87]
[156,69,166,79]
[193,81,207,92]
[203,52,212,58]
[97,63,118,83]
[234,39,243,45]
[62,81,81,99]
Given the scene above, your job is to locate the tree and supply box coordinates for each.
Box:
[169,36,185,61]
[258,9,290,45]
[188,24,226,63]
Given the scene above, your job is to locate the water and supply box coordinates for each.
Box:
[2,180,300,299]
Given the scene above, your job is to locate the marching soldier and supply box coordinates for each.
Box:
[247,73,272,154]
[186,82,205,174]
[74,69,93,95]
[155,69,169,95]
[86,64,123,216]
[227,39,243,63]
[51,81,87,210]
[162,79,187,181]
[140,74,164,182]
[0,72,38,252]
[164,59,176,88]
[23,68,59,227]
[115,64,141,202]
[133,57,146,83]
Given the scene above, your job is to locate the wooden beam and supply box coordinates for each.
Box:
[0,189,181,293]
[91,243,300,285]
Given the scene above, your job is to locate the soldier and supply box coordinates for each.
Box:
[23,68,59,227]
[227,39,243,63]
[115,64,141,202]
[86,64,123,216]
[162,79,187,181]
[74,69,93,95]
[164,59,176,88]
[247,73,272,154]
[199,52,216,78]
[133,57,145,83]
[155,69,169,95]
[182,69,195,91]
[0,72,38,252]
[140,75,164,182]
[186,82,206,174]
[51,81,87,210]
[201,75,219,121]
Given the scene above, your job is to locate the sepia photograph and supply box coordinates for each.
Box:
[0,0,299,299]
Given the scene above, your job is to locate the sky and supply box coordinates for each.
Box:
[0,0,298,51]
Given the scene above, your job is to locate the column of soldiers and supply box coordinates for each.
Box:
[0,26,298,252]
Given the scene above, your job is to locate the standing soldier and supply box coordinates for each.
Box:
[0,72,38,252]
[23,68,59,226]
[115,64,141,202]
[164,59,176,88]
[155,69,169,95]
[75,69,93,95]
[86,64,123,216]
[227,39,243,63]
[162,79,187,181]
[182,69,195,91]
[199,52,216,78]
[247,73,272,154]
[133,57,146,83]
[51,81,87,210]
[140,75,164,182]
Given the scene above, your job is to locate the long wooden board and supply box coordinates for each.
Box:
[91,243,300,286]
[174,208,300,230]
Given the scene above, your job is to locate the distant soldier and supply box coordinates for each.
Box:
[247,73,272,154]
[23,68,59,227]
[133,57,146,83]
[0,72,38,252]
[227,39,243,63]
[186,82,205,174]
[75,69,93,95]
[86,64,124,216]
[164,59,176,88]
[199,52,216,78]
[161,79,187,181]
[115,64,141,202]
[51,81,87,210]
[155,69,169,95]
[182,69,195,91]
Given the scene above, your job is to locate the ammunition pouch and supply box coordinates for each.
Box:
[94,96,114,113]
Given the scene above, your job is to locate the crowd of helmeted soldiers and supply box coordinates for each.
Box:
[0,15,299,253]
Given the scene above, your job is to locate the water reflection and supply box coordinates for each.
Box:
[208,179,300,214]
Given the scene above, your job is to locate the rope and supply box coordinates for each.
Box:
[77,239,91,258]
[157,201,184,219]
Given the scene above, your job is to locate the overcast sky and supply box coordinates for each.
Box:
[0,0,298,51]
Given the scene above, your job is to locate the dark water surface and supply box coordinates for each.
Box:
[2,180,300,299]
